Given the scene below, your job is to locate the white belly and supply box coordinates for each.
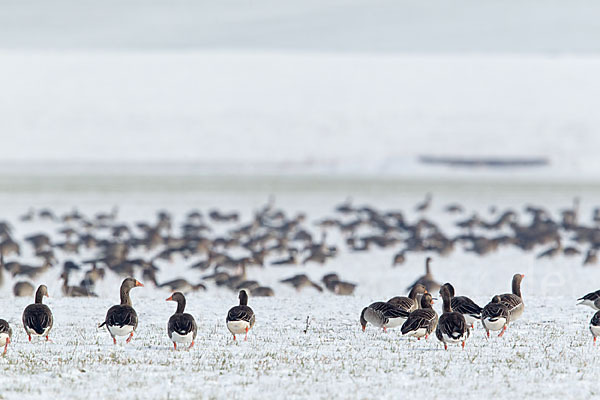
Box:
[227,320,250,335]
[463,314,478,326]
[483,317,507,332]
[404,327,428,338]
[26,326,51,337]
[171,331,194,343]
[578,299,600,310]
[442,332,467,344]
[590,325,600,337]
[386,316,407,328]
[108,324,135,337]
[0,333,9,346]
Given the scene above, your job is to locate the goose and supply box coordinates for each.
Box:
[280,274,323,292]
[406,257,441,293]
[360,302,409,332]
[166,292,197,350]
[391,250,406,266]
[387,284,427,312]
[440,283,482,329]
[401,293,438,339]
[415,193,432,212]
[583,249,598,266]
[590,311,600,345]
[226,290,255,341]
[481,295,511,337]
[13,281,34,297]
[251,286,275,297]
[99,278,143,344]
[577,290,600,310]
[61,270,97,297]
[497,274,524,321]
[22,285,53,341]
[436,285,469,350]
[0,319,12,355]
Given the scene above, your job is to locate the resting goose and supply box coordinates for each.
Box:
[406,257,441,293]
[99,278,143,344]
[22,285,53,341]
[226,290,255,341]
[0,319,12,355]
[590,311,600,344]
[481,295,511,337]
[401,293,438,339]
[166,292,197,350]
[497,274,524,321]
[577,290,600,310]
[360,302,409,332]
[387,284,427,312]
[440,283,482,329]
[436,285,469,350]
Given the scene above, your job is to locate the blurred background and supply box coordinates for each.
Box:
[0,0,599,298]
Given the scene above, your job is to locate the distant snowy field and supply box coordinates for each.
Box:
[1,183,600,399]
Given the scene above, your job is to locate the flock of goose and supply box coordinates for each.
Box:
[0,196,600,355]
[360,272,524,349]
[0,279,255,354]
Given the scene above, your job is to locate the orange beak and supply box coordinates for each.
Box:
[521,274,525,278]
[166,295,173,301]
[46,293,50,298]
[135,280,144,287]
[361,325,366,332]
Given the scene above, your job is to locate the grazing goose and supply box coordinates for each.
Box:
[13,281,34,297]
[387,284,427,312]
[226,290,255,341]
[60,270,97,297]
[280,274,323,292]
[322,273,357,295]
[0,319,12,355]
[590,311,600,345]
[481,295,511,337]
[360,302,410,332]
[406,257,441,293]
[577,289,600,310]
[497,274,525,321]
[166,292,197,350]
[251,286,275,297]
[436,285,469,350]
[401,293,438,339]
[440,283,482,329]
[99,278,143,344]
[22,285,53,341]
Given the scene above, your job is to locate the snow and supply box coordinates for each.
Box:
[1,184,600,399]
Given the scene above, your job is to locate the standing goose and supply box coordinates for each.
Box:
[406,257,441,293]
[590,311,600,344]
[99,278,143,344]
[401,293,438,339]
[577,289,600,310]
[497,274,524,321]
[440,283,482,329]
[166,292,197,350]
[360,302,410,332]
[226,290,255,341]
[387,284,427,312]
[22,285,53,341]
[481,295,511,337]
[0,319,12,355]
[436,285,469,350]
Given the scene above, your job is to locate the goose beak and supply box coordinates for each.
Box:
[166,295,173,301]
[361,325,366,332]
[521,274,525,278]
[46,293,50,298]
[135,280,144,287]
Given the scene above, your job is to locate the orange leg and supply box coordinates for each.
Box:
[45,335,50,342]
[462,341,465,349]
[189,341,194,350]
[383,327,387,333]
[244,327,249,341]
[28,335,32,342]
[486,331,490,338]
[594,336,597,345]
[444,343,448,350]
[498,325,507,337]
[3,338,9,355]
[233,334,237,341]
[417,337,421,341]
[173,342,177,350]
[471,323,474,329]
[126,332,134,343]
[113,337,117,345]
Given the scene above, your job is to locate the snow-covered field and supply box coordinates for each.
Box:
[1,180,600,399]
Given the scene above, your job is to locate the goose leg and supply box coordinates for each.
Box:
[444,343,448,350]
[383,327,387,333]
[2,338,8,355]
[486,330,490,339]
[594,336,597,345]
[188,341,194,350]
[126,332,134,343]
[498,325,507,337]
[461,341,465,349]
[28,335,32,342]
[113,337,117,345]
[233,334,236,341]
[244,327,249,341]
[173,342,177,350]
